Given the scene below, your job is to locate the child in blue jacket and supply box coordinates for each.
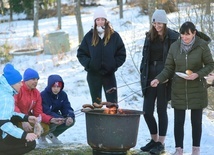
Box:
[39,74,75,144]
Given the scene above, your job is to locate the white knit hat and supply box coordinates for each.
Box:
[152,9,167,24]
[93,6,108,21]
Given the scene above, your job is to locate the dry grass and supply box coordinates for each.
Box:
[26,144,92,155]
[25,144,151,155]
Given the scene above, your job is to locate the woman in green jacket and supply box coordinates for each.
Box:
[150,21,214,155]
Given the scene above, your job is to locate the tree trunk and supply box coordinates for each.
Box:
[119,0,123,19]
[57,0,61,29]
[33,0,40,37]
[0,0,4,15]
[74,0,84,44]
[9,0,13,21]
[148,0,156,28]
[205,0,211,15]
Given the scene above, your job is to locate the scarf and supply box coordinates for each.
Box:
[97,26,105,39]
[180,36,195,53]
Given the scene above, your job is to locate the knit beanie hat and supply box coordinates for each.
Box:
[3,64,22,85]
[93,6,108,21]
[52,81,63,88]
[23,68,40,81]
[152,9,167,24]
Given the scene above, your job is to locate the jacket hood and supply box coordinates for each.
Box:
[45,74,64,93]
[196,30,211,44]
[0,75,16,95]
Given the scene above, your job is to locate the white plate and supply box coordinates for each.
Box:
[176,72,188,78]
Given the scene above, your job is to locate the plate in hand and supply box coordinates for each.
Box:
[176,72,188,78]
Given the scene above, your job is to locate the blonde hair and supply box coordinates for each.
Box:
[92,20,114,46]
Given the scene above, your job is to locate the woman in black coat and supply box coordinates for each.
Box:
[140,9,179,154]
[77,6,126,105]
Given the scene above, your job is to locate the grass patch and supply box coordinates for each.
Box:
[26,144,92,155]
[25,143,150,155]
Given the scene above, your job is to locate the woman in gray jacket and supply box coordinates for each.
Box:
[151,21,214,155]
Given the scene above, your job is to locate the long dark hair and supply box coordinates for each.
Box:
[180,21,196,35]
[147,24,167,42]
[92,20,114,46]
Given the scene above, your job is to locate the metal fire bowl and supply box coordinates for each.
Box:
[84,109,143,152]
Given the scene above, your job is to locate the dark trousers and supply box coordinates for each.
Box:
[143,62,168,136]
[50,120,75,137]
[174,109,202,148]
[87,72,117,103]
[0,135,36,155]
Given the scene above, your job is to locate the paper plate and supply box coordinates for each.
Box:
[175,72,188,78]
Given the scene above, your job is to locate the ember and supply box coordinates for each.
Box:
[103,107,126,115]
[103,106,117,114]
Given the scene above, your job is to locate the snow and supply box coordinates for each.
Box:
[0,0,214,154]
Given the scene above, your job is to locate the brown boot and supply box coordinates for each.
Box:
[192,146,200,155]
[173,147,183,155]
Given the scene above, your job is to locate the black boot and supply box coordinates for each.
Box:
[140,139,157,152]
[149,142,165,155]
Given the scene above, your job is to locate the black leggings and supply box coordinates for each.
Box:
[143,63,168,136]
[87,72,117,104]
[0,135,36,155]
[143,84,168,136]
[174,109,202,148]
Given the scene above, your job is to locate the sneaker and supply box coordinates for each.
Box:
[149,142,165,155]
[140,139,157,152]
[46,133,62,144]
[192,146,200,155]
[38,136,48,145]
[173,147,183,155]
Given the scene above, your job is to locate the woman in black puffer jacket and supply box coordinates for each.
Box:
[77,6,126,105]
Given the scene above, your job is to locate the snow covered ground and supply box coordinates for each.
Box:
[0,0,214,154]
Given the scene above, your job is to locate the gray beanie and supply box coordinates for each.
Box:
[93,6,108,21]
[152,9,167,24]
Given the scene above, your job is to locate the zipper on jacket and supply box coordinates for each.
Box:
[185,54,188,109]
[28,100,36,114]
[101,39,104,68]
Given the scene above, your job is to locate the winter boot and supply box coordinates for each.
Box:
[192,146,200,155]
[46,133,62,144]
[38,135,48,145]
[140,139,157,152]
[173,147,183,155]
[149,142,165,154]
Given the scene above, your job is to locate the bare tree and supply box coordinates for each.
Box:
[33,0,40,37]
[9,0,13,21]
[0,0,4,15]
[148,0,156,27]
[74,0,84,44]
[119,0,123,19]
[57,0,61,29]
[205,0,211,15]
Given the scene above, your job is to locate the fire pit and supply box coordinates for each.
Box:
[84,109,143,155]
